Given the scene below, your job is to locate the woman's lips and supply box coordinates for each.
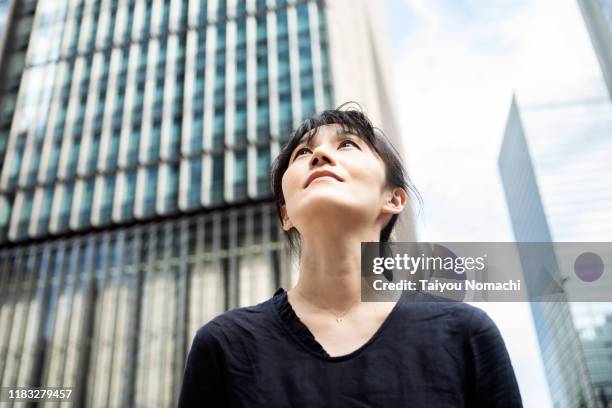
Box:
[307,175,339,186]
[304,170,344,188]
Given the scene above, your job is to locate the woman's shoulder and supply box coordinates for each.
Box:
[396,292,498,336]
[192,295,277,347]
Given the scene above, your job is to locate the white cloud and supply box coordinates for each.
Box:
[403,0,441,29]
[388,0,605,406]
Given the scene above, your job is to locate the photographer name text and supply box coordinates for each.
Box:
[372,279,522,292]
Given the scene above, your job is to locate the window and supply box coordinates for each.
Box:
[100,175,115,224]
[58,183,74,231]
[165,164,179,212]
[143,167,158,215]
[191,114,203,154]
[37,187,53,234]
[107,132,120,169]
[122,171,136,219]
[128,126,140,165]
[149,121,161,161]
[79,179,95,227]
[213,107,225,149]
[217,0,227,21]
[234,103,247,146]
[211,154,224,204]
[0,195,10,241]
[88,132,101,172]
[257,99,270,141]
[17,191,34,238]
[256,146,271,195]
[66,137,81,177]
[188,158,202,208]
[234,150,247,200]
[169,117,181,157]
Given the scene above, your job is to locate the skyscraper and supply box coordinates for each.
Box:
[0,0,11,41]
[0,0,413,406]
[498,95,607,408]
[578,0,612,100]
[499,0,612,404]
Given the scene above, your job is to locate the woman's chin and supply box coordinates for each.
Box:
[295,196,368,220]
[302,193,348,207]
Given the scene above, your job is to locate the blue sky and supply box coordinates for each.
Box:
[385,0,606,406]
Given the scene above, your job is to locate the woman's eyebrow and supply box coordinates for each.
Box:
[289,129,361,159]
[303,129,357,144]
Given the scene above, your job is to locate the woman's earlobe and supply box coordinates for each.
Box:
[282,218,294,231]
[280,205,294,231]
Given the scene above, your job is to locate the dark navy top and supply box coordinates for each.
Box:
[178,287,523,407]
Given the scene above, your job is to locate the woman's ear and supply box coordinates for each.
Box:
[280,205,294,231]
[381,187,407,215]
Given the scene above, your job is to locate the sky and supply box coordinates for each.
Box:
[385,0,606,406]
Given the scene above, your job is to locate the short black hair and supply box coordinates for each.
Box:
[270,102,421,256]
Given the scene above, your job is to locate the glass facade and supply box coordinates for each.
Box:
[0,1,39,239]
[498,99,598,408]
[579,0,612,100]
[0,204,291,406]
[581,314,612,405]
[502,2,612,403]
[0,0,333,243]
[499,81,612,407]
[0,0,336,405]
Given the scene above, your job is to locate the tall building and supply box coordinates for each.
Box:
[578,0,612,100]
[499,0,612,405]
[0,0,35,199]
[498,95,605,408]
[0,0,413,406]
[500,92,612,407]
[0,0,11,40]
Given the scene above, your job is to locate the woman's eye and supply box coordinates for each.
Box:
[294,147,311,158]
[339,140,359,148]
[293,140,358,161]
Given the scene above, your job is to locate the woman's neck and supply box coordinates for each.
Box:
[290,228,379,313]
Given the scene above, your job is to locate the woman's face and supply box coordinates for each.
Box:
[280,123,396,234]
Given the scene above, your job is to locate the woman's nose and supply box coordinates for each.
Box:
[309,145,335,167]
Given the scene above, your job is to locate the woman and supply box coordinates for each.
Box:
[178,104,523,407]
